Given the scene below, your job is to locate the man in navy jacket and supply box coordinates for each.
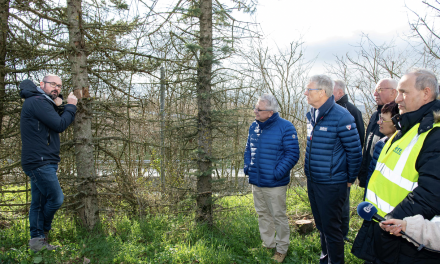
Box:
[304,75,362,264]
[244,94,300,263]
[20,75,77,252]
[333,79,365,241]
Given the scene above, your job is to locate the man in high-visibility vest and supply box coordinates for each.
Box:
[352,68,440,263]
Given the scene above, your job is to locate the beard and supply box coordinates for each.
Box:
[46,90,58,100]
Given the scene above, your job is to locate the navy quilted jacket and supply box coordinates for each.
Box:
[305,96,362,184]
[20,80,76,171]
[365,137,388,190]
[244,113,300,187]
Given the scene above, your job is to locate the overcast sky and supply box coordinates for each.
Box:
[154,0,433,76]
[249,0,432,75]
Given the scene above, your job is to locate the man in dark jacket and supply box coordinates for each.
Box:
[333,80,365,241]
[352,68,440,263]
[333,80,365,147]
[244,94,300,263]
[358,78,397,188]
[20,75,77,252]
[305,75,362,264]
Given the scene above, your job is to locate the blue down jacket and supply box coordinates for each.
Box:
[365,137,387,191]
[305,96,362,184]
[244,113,300,187]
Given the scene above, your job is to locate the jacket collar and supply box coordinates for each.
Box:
[394,100,440,135]
[256,112,279,129]
[336,94,348,106]
[376,104,384,113]
[311,95,336,123]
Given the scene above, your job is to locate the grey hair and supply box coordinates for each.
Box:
[379,78,398,89]
[258,93,279,113]
[309,75,334,97]
[334,80,346,94]
[42,74,59,82]
[407,68,439,99]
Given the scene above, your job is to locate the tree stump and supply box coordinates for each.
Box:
[295,219,314,235]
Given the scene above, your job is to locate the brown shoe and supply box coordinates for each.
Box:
[272,252,287,263]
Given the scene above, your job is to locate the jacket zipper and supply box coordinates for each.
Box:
[308,118,321,182]
[257,129,262,186]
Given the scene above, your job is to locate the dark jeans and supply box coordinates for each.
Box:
[341,187,351,238]
[24,164,63,239]
[308,181,347,264]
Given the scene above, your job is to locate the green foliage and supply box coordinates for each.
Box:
[109,0,129,10]
[185,43,202,52]
[0,187,365,263]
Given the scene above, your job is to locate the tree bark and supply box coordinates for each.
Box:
[0,0,9,138]
[196,0,213,225]
[67,0,99,230]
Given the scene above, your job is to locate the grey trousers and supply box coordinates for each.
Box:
[252,185,289,254]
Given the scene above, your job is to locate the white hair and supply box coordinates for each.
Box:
[258,94,279,113]
[334,80,346,94]
[309,75,334,97]
[379,78,398,89]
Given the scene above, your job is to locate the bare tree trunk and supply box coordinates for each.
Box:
[67,0,99,230]
[0,0,9,138]
[195,0,213,224]
[0,0,9,196]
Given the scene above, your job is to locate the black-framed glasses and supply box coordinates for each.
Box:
[379,114,393,124]
[253,105,272,112]
[43,81,62,89]
[375,87,393,93]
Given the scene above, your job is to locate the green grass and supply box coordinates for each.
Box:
[0,186,366,263]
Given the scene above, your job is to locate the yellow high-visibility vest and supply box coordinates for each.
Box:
[366,122,440,217]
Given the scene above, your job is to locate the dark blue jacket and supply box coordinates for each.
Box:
[20,80,77,171]
[305,95,362,184]
[358,105,384,187]
[244,113,300,187]
[365,136,388,191]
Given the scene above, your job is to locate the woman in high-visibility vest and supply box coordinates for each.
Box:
[364,101,399,194]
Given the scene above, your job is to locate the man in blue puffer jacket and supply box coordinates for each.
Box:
[304,75,362,264]
[244,94,300,263]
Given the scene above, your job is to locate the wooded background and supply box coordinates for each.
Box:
[1,0,440,231]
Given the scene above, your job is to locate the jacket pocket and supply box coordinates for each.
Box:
[273,167,281,181]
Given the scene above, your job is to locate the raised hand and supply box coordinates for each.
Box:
[67,92,78,106]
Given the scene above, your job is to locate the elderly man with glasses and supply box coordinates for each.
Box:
[357,79,398,189]
[20,75,77,252]
[304,75,362,264]
[244,94,300,263]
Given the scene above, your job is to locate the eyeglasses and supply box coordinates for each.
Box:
[43,81,62,89]
[379,114,393,124]
[253,105,272,112]
[375,87,393,93]
[306,88,322,92]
